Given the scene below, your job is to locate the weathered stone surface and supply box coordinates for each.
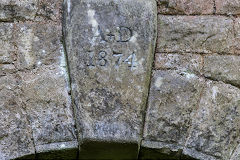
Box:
[36,141,78,159]
[203,54,240,87]
[64,0,157,158]
[0,0,38,21]
[234,18,240,54]
[184,81,240,160]
[19,67,77,146]
[14,23,78,154]
[0,23,15,63]
[0,23,16,76]
[155,53,202,74]
[0,74,35,160]
[35,0,63,22]
[230,144,240,160]
[158,0,214,15]
[0,21,78,159]
[144,70,204,147]
[140,140,183,159]
[157,15,235,54]
[216,0,240,15]
[15,23,63,70]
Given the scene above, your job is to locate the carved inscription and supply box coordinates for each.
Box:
[86,50,137,70]
[97,26,133,43]
[85,26,137,70]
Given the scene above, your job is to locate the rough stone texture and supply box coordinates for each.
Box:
[157,15,235,54]
[64,0,157,158]
[0,23,16,76]
[203,54,240,88]
[234,18,240,54]
[36,141,78,160]
[230,144,240,160]
[15,23,78,154]
[0,0,38,21]
[216,0,240,15]
[1,0,240,159]
[144,70,205,147]
[154,53,203,74]
[158,0,214,15]
[19,67,77,146]
[140,140,183,159]
[35,0,63,23]
[0,18,78,160]
[0,23,35,160]
[15,23,63,70]
[0,0,63,23]
[184,81,240,160]
[0,74,35,160]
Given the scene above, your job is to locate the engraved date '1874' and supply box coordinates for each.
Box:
[86,50,137,70]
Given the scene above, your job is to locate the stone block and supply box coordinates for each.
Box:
[0,23,17,76]
[14,22,78,155]
[64,0,157,158]
[15,23,63,70]
[143,70,204,147]
[184,81,240,160]
[0,0,38,21]
[234,18,240,54]
[158,0,214,15]
[157,15,235,54]
[0,23,15,64]
[155,53,202,74]
[19,66,77,152]
[0,75,35,160]
[35,0,63,22]
[216,0,240,15]
[230,144,240,160]
[203,54,240,87]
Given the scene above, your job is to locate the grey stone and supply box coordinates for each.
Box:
[158,0,214,15]
[19,67,77,147]
[64,0,157,158]
[143,70,205,147]
[0,0,38,21]
[0,23,15,64]
[234,18,240,54]
[140,140,183,159]
[203,54,240,87]
[230,144,240,160]
[185,81,240,160]
[154,53,203,74]
[14,22,77,155]
[157,15,235,54]
[0,74,35,160]
[0,9,78,159]
[15,23,63,70]
[183,147,217,160]
[35,0,63,23]
[0,23,16,76]
[216,0,240,15]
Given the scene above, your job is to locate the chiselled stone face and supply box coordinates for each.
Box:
[64,0,157,157]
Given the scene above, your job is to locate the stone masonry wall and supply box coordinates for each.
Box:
[0,0,240,160]
[0,1,78,159]
[142,0,240,159]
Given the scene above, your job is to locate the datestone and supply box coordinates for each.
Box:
[63,0,157,158]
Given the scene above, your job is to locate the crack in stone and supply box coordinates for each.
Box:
[203,76,240,90]
[61,15,80,160]
[213,0,216,14]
